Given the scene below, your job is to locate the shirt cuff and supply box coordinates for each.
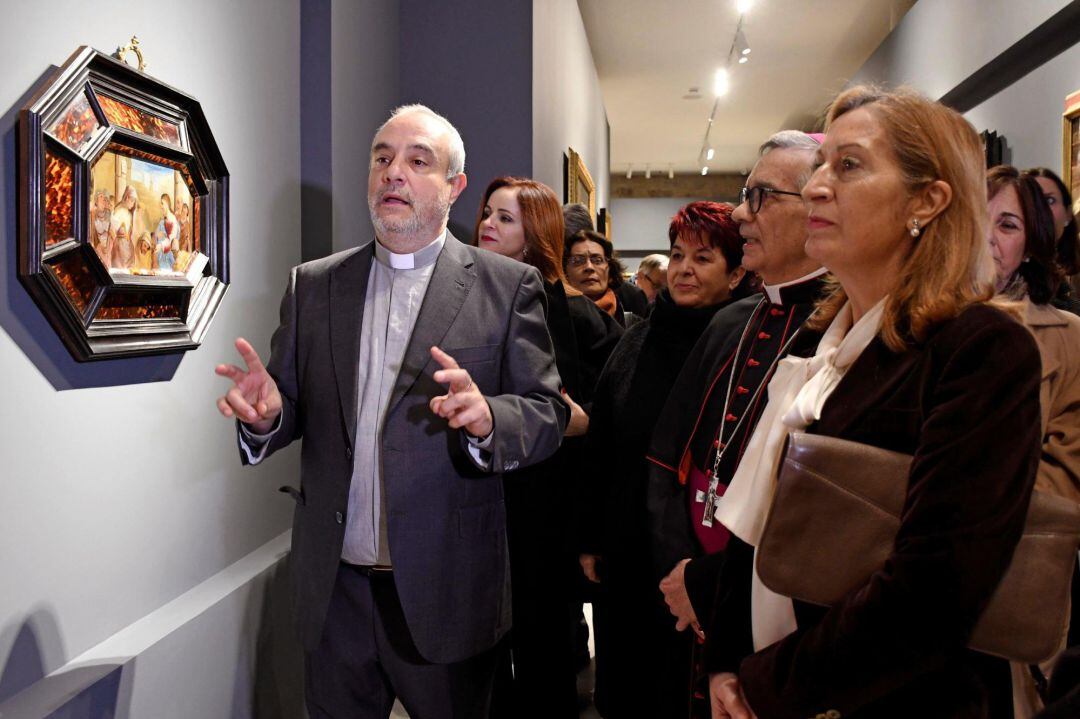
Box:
[238,414,282,465]
[465,429,493,470]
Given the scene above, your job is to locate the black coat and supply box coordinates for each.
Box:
[579,289,728,561]
[719,304,1041,719]
[577,289,728,719]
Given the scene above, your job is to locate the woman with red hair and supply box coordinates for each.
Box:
[577,200,748,718]
[474,176,622,719]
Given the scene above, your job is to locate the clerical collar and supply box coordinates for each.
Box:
[374,230,446,270]
[763,267,828,305]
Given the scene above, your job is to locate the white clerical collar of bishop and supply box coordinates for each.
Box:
[762,267,828,305]
[374,230,446,270]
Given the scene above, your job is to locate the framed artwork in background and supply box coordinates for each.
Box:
[566,147,596,218]
[19,44,229,361]
[1064,89,1080,222]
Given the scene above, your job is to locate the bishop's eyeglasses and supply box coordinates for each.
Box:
[738,185,804,215]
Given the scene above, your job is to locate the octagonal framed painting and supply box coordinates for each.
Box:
[19,45,229,361]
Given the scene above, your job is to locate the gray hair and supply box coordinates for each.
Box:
[562,203,594,242]
[638,254,668,274]
[758,130,820,188]
[376,104,466,180]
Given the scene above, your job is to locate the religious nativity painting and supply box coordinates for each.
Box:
[89,149,198,276]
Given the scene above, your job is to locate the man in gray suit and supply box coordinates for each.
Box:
[215,105,567,718]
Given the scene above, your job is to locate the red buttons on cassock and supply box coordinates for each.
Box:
[725,413,738,422]
[747,358,760,367]
[758,331,771,340]
[736,386,749,395]
[770,307,785,316]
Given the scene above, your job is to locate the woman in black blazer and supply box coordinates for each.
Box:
[705,87,1042,719]
[474,176,622,719]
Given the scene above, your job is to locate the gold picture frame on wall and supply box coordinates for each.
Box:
[1064,89,1080,221]
[567,147,596,218]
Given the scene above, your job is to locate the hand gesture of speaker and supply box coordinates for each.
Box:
[428,346,493,438]
[214,338,282,434]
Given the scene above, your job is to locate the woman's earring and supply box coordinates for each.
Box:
[522,247,529,259]
[909,218,921,238]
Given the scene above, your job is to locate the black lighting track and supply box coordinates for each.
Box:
[940,0,1080,113]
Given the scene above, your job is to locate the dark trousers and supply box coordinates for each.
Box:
[592,559,694,719]
[305,563,498,719]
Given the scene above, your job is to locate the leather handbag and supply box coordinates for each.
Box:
[756,431,1080,663]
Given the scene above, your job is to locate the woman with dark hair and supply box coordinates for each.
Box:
[474,176,621,719]
[1023,167,1080,314]
[706,86,1042,719]
[565,229,649,324]
[988,166,1080,718]
[577,201,746,718]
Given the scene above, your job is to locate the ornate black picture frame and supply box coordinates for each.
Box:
[19,45,228,361]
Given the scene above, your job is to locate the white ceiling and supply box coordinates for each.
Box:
[579,0,916,174]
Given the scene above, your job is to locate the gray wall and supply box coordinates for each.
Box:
[850,0,1079,170]
[533,0,610,214]
[331,0,400,253]
[398,0,534,240]
[0,0,320,715]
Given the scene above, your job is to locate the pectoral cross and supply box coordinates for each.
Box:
[694,473,720,528]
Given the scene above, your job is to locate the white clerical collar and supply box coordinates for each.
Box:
[374,230,446,270]
[762,267,828,305]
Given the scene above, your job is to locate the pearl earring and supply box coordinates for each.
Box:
[909,218,921,238]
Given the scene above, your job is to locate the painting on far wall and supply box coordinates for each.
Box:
[566,147,596,218]
[1065,88,1080,220]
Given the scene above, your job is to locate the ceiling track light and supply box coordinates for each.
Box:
[626,166,633,179]
[701,166,709,176]
[736,0,753,14]
[706,147,715,161]
[713,67,730,97]
[645,163,652,179]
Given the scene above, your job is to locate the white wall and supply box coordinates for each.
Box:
[533,0,610,212]
[609,196,703,257]
[0,1,315,715]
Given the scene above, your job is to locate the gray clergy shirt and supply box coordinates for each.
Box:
[240,231,454,566]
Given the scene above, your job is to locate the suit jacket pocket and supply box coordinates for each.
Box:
[443,343,499,365]
[458,501,505,537]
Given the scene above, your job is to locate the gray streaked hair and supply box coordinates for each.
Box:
[638,254,668,274]
[758,130,820,188]
[376,104,466,179]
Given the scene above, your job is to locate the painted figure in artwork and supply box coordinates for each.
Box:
[110,185,139,269]
[91,190,112,266]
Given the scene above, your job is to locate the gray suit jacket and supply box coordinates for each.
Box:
[243,233,567,663]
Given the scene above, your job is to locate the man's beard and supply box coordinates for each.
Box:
[368,190,451,239]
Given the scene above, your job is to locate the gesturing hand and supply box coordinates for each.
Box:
[215,337,282,434]
[659,558,704,639]
[709,673,758,719]
[428,346,494,438]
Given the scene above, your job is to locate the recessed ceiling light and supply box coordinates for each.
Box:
[736,0,753,14]
[738,56,749,64]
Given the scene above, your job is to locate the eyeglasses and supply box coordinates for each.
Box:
[567,253,608,268]
[738,185,803,215]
